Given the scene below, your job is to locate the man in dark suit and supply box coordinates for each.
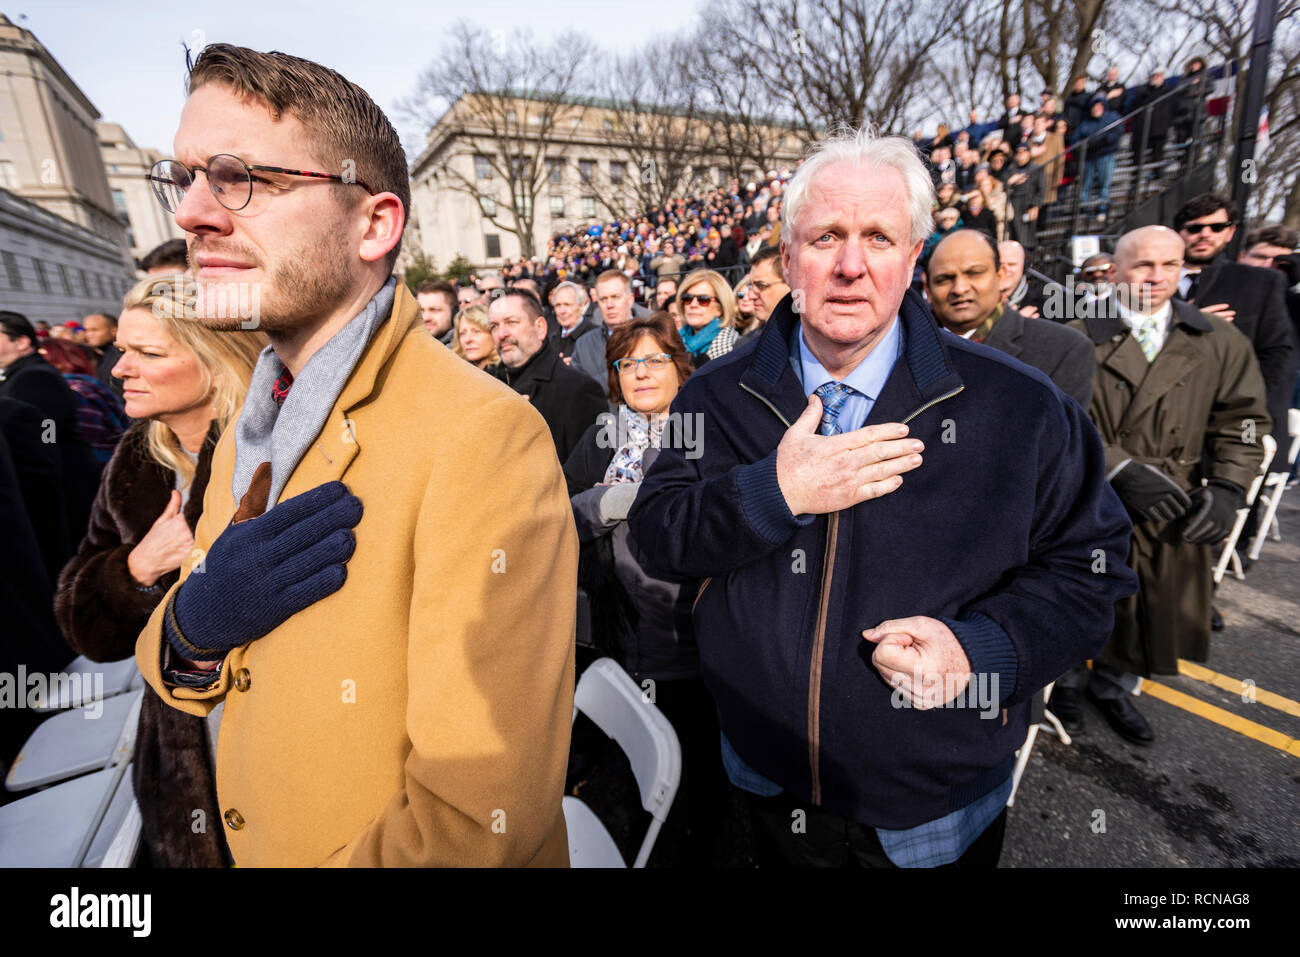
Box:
[547,280,597,361]
[490,289,609,464]
[0,311,100,560]
[1005,144,1045,250]
[1172,194,1297,465]
[1127,69,1176,170]
[925,231,1094,405]
[81,312,125,403]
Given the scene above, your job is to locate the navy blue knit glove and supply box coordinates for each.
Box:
[163,481,362,661]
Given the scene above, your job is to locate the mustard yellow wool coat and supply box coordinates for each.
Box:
[137,284,575,867]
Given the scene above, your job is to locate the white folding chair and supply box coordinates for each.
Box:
[1214,434,1275,583]
[1008,681,1073,808]
[99,798,143,868]
[6,689,143,792]
[0,692,142,867]
[563,657,681,868]
[1248,410,1300,561]
[29,655,140,712]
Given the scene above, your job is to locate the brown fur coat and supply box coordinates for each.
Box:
[54,421,231,867]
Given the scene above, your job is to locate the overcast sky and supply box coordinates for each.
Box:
[16,1,697,158]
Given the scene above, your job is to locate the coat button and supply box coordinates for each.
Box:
[1119,430,1131,437]
[224,808,245,830]
[234,668,251,692]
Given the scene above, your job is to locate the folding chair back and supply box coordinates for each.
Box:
[1214,435,1275,583]
[568,658,681,867]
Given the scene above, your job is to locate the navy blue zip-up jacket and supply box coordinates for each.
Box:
[628,291,1137,829]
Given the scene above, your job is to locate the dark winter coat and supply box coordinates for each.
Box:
[54,420,231,867]
[0,352,101,566]
[628,290,1137,829]
[503,339,610,464]
[1127,81,1177,136]
[1069,300,1270,676]
[1188,256,1298,456]
[981,307,1095,407]
[564,419,698,681]
[1070,111,1123,157]
[0,398,73,765]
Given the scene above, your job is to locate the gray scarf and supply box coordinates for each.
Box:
[232,279,396,508]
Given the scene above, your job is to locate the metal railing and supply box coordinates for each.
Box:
[1029,64,1236,280]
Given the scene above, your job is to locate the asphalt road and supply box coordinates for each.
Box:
[1003,491,1300,868]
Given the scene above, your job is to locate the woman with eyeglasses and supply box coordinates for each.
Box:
[54,276,267,867]
[675,268,740,368]
[562,313,726,865]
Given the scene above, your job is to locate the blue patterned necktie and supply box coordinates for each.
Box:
[815,381,854,436]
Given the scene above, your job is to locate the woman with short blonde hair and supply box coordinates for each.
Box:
[450,303,502,374]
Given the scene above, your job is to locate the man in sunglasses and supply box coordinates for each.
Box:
[1172,193,1297,529]
[135,44,576,867]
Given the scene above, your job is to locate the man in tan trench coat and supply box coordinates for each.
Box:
[1056,226,1269,746]
[134,44,575,866]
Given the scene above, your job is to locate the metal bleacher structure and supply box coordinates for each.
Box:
[1028,62,1239,282]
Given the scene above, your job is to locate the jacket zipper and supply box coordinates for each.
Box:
[740,380,964,805]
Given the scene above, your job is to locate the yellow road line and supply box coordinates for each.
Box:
[1141,679,1300,759]
[1176,660,1300,718]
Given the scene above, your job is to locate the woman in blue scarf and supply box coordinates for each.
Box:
[675,268,739,368]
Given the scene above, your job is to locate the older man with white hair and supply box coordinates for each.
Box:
[629,125,1136,868]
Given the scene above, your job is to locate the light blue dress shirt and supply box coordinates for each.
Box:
[719,315,1012,867]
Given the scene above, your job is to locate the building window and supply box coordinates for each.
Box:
[570,117,581,130]
[578,160,594,184]
[33,259,51,293]
[550,195,564,217]
[609,161,626,185]
[0,160,18,189]
[504,110,517,126]
[79,269,92,297]
[582,196,596,219]
[2,251,20,289]
[474,154,492,180]
[509,155,527,181]
[480,196,497,217]
[485,234,501,259]
[58,263,74,295]
[519,194,532,219]
[547,159,563,184]
[96,273,107,297]
[602,119,614,132]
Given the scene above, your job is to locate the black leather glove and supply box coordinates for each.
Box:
[1181,480,1245,545]
[1110,461,1192,522]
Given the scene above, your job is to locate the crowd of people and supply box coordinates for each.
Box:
[913,57,1212,238]
[2,41,1298,871]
